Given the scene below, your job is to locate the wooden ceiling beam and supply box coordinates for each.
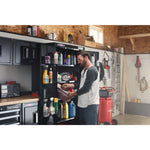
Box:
[119,33,150,39]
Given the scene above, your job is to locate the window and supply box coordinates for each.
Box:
[89,26,103,44]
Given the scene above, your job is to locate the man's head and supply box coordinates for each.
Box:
[77,51,91,67]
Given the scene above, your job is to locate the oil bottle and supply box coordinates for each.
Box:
[43,65,49,84]
[63,102,68,119]
[71,53,74,65]
[63,52,67,65]
[67,54,71,65]
[49,68,53,84]
[74,55,76,65]
[57,100,63,119]
[69,101,76,118]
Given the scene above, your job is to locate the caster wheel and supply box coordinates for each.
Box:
[104,122,111,125]
[112,119,118,125]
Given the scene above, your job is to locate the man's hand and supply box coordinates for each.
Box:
[67,91,77,100]
[61,83,74,90]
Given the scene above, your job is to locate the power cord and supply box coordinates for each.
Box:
[140,76,148,92]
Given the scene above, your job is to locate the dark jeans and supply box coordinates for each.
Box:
[79,104,99,125]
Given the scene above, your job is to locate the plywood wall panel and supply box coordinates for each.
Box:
[103,25,119,48]
[0,25,119,50]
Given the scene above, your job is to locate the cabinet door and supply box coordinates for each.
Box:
[23,106,37,125]
[13,40,30,65]
[0,37,12,64]
[41,44,47,57]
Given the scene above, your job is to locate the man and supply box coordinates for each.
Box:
[61,51,99,125]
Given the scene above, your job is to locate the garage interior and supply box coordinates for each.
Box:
[0,25,150,125]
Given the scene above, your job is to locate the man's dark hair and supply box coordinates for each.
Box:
[77,51,91,61]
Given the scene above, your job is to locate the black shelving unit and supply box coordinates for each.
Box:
[39,43,82,125]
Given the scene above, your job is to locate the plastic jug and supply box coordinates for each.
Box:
[69,101,76,118]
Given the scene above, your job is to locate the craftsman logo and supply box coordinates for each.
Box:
[60,72,71,81]
[62,74,70,81]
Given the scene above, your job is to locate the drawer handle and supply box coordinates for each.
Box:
[0,114,20,121]
[0,109,20,114]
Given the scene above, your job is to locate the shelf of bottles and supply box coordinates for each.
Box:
[43,97,76,125]
[41,45,79,124]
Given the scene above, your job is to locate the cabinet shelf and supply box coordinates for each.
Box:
[56,117,75,124]
[41,64,75,67]
[57,80,75,84]
[57,64,74,67]
[42,84,56,88]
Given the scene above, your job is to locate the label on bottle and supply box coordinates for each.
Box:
[43,75,49,84]
[45,56,50,64]
[50,105,55,115]
[49,69,53,84]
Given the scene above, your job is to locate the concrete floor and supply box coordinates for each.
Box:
[113,114,150,125]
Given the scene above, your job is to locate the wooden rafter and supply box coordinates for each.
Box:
[119,33,150,38]
[119,33,150,51]
[129,37,135,51]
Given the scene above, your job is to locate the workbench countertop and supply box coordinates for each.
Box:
[0,95,39,106]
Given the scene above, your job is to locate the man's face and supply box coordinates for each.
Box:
[77,55,86,67]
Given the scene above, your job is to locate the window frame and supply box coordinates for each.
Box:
[89,25,104,45]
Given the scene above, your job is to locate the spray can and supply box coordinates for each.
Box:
[67,54,71,65]
[63,102,68,119]
[63,53,67,65]
[58,52,63,65]
[49,97,55,115]
[32,25,38,37]
[27,25,32,36]
[43,99,49,117]
[54,98,58,115]
[71,53,74,65]
[54,51,58,64]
